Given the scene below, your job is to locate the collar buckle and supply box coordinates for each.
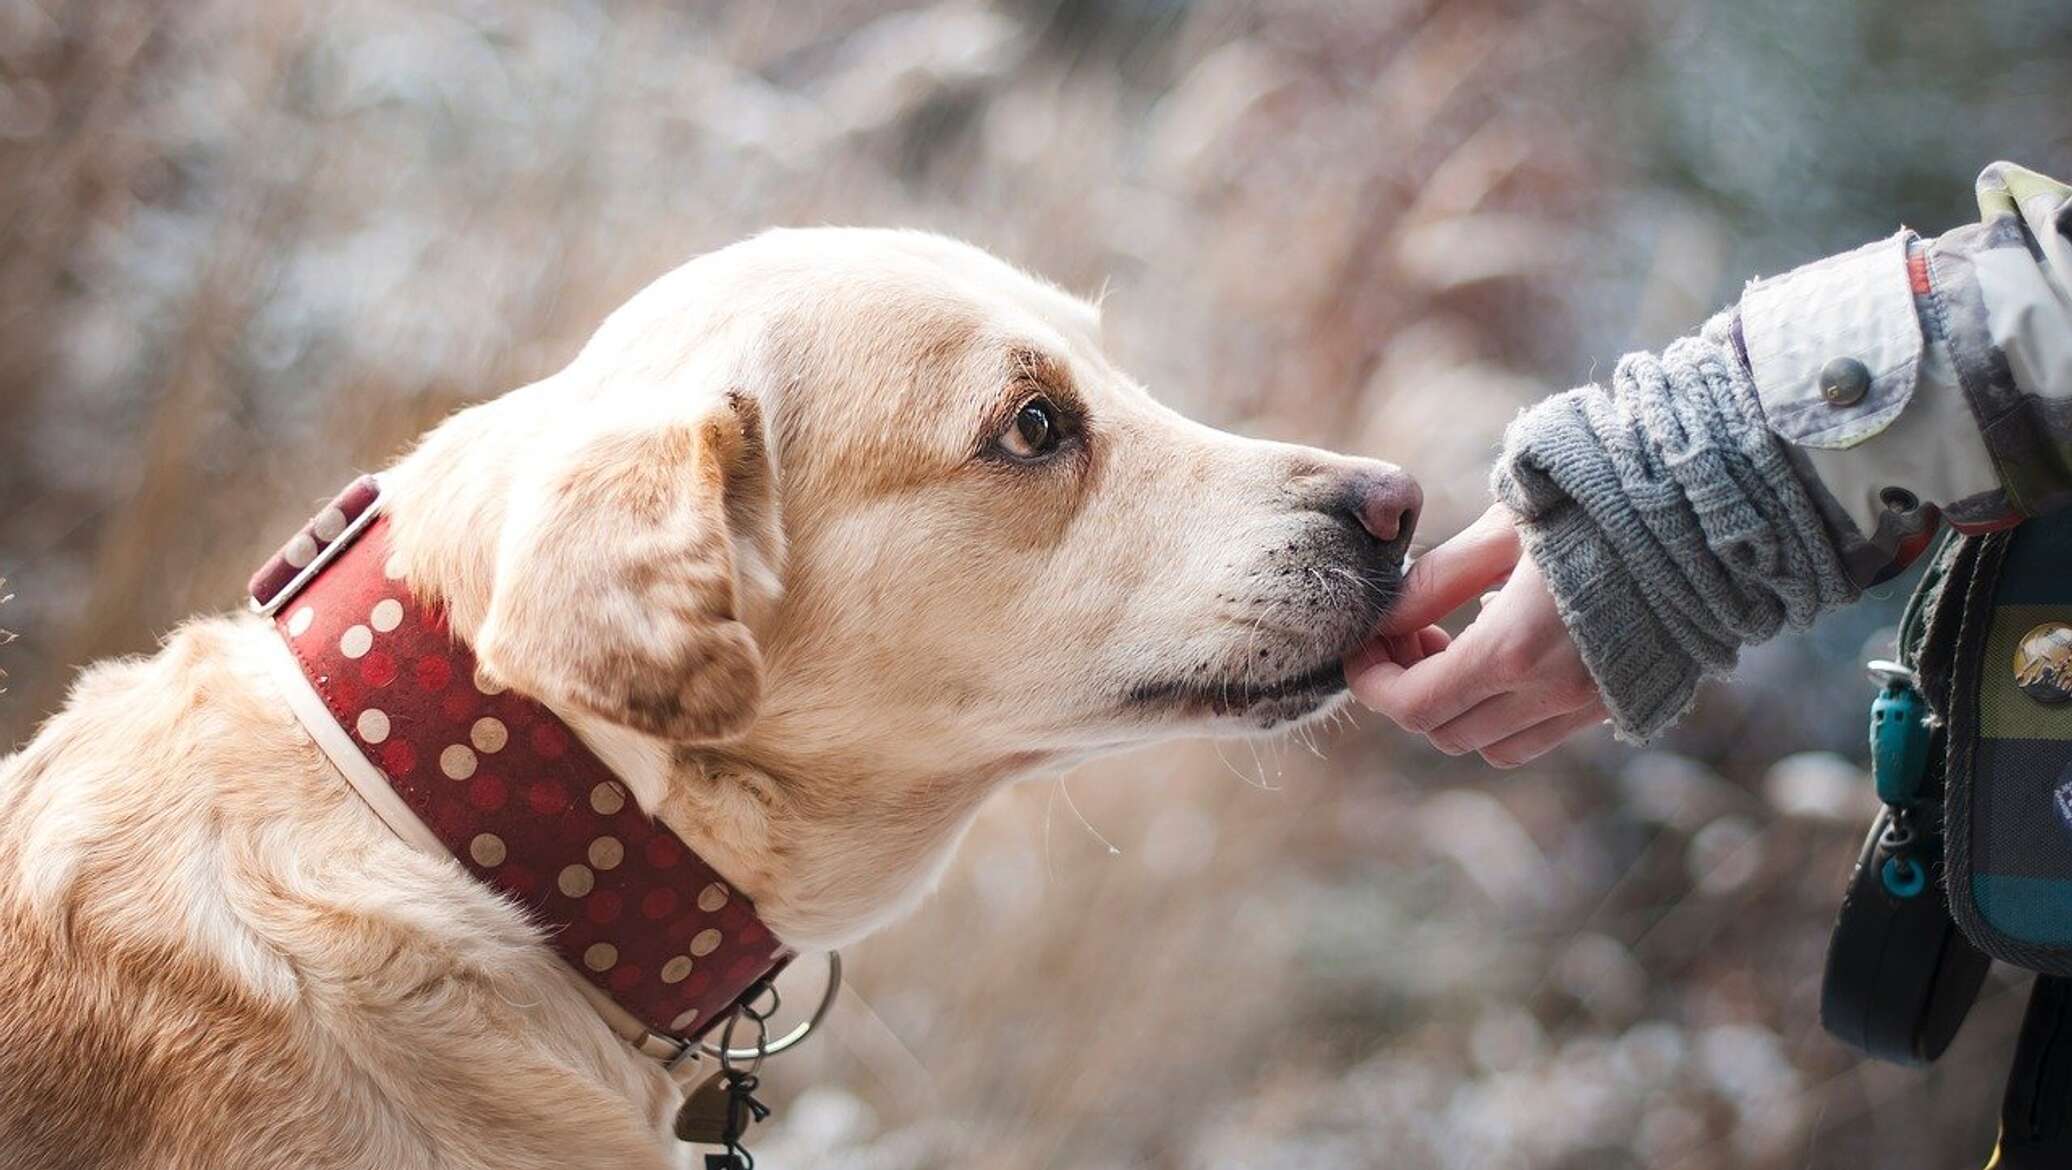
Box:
[248,475,385,616]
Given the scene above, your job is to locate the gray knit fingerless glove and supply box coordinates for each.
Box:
[1491,313,1860,741]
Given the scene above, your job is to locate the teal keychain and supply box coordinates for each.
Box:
[1871,660,1935,807]
[1868,660,1936,895]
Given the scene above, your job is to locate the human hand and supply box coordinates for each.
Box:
[1345,503,1608,767]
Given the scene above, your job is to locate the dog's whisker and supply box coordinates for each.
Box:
[1210,738,1276,791]
[1054,772,1120,856]
[1296,721,1327,760]
[1041,772,1059,882]
[1242,730,1278,792]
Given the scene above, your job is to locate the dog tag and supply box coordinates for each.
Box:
[674,1071,737,1145]
[674,1068,771,1150]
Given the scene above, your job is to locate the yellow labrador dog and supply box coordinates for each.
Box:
[0,229,1418,1169]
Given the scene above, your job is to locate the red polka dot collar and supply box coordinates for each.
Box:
[251,476,790,1064]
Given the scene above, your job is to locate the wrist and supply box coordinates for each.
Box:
[1513,499,1704,742]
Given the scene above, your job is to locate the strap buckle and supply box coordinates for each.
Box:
[248,475,386,617]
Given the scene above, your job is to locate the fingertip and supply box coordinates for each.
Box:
[1344,637,1392,677]
[1377,517,1523,635]
[1345,657,1405,712]
[1416,626,1452,656]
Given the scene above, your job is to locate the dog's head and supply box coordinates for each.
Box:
[392,229,1417,782]
[385,229,1415,940]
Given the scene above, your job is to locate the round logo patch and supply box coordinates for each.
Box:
[2015,622,2072,706]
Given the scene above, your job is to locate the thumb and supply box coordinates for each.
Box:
[1375,503,1521,635]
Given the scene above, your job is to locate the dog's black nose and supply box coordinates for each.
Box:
[1351,469,1421,551]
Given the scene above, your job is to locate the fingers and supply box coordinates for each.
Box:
[1423,689,1580,756]
[1345,624,1453,677]
[1349,510,1606,769]
[1477,704,1608,769]
[1384,631,1427,668]
[1376,503,1521,636]
[1346,623,1503,733]
[1343,504,1516,687]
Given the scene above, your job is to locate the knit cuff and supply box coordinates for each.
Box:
[1512,496,1705,741]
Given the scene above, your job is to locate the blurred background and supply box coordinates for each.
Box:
[3,1,2070,1166]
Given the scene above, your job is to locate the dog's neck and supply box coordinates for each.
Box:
[561,712,1022,952]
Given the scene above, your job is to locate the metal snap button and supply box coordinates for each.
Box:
[2015,622,2072,705]
[1820,357,1872,407]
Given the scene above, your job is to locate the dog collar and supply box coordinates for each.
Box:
[251,476,789,1064]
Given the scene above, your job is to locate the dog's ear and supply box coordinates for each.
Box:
[473,391,779,742]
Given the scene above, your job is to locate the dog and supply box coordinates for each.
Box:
[0,228,1418,1169]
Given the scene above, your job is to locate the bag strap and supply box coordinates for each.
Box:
[1996,976,2072,1168]
[1908,528,1982,718]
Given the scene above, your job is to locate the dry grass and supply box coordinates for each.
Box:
[1,2,2061,1167]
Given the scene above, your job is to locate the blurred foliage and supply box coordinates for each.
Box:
[1,1,2069,1167]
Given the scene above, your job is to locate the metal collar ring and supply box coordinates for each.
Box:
[702,951,843,1063]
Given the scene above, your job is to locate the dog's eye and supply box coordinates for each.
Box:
[999,397,1062,460]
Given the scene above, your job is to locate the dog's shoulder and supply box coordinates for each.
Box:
[0,617,683,1168]
[0,618,331,1167]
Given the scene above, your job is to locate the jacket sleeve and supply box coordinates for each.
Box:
[1738,161,2072,586]
[1491,162,2072,741]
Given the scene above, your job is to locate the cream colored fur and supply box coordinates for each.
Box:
[0,229,1412,1168]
